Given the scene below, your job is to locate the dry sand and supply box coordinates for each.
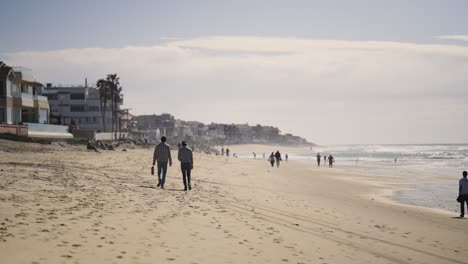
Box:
[1,140,467,264]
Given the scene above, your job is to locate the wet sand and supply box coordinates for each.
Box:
[1,140,467,264]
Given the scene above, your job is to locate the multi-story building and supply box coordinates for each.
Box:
[0,62,49,124]
[132,114,177,139]
[207,123,225,138]
[186,121,207,137]
[39,83,122,132]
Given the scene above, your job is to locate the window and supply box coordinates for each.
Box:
[39,109,48,124]
[70,105,85,112]
[0,81,5,97]
[88,105,100,111]
[46,94,58,100]
[11,84,20,97]
[0,108,5,123]
[70,93,85,100]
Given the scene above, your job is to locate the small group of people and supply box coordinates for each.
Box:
[152,136,193,191]
[220,147,230,157]
[316,153,335,167]
[268,151,283,167]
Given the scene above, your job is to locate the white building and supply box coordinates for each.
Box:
[40,83,122,132]
[0,62,49,124]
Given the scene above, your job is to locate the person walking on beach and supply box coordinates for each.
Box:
[328,154,334,168]
[152,136,172,189]
[268,152,275,167]
[178,141,193,191]
[275,151,282,168]
[263,153,266,159]
[459,171,468,218]
[253,152,257,159]
[226,148,230,157]
[316,153,321,167]
[324,155,327,164]
[285,154,288,162]
[221,147,224,156]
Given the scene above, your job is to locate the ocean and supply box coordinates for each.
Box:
[238,144,468,213]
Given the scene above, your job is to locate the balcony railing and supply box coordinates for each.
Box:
[13,67,34,82]
[21,92,34,100]
[34,95,48,102]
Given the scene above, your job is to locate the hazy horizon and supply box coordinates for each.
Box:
[1,0,467,145]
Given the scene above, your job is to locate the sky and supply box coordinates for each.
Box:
[1,0,468,144]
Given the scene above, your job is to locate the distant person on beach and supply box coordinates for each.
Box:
[275,151,282,167]
[328,154,334,168]
[316,153,321,167]
[263,153,265,159]
[221,147,225,156]
[86,139,99,152]
[152,136,172,189]
[178,141,193,191]
[68,119,77,133]
[323,155,327,164]
[253,152,256,159]
[285,154,288,162]
[268,152,275,167]
[459,171,468,218]
[226,148,230,157]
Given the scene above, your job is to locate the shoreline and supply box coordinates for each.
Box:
[223,143,463,215]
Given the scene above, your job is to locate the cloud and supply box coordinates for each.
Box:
[2,36,468,143]
[436,35,468,42]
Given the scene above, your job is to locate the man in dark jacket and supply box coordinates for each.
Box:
[178,141,194,191]
[275,151,282,168]
[459,171,468,217]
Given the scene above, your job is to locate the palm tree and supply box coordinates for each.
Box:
[106,74,123,139]
[96,79,110,132]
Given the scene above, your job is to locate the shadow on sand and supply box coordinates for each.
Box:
[137,185,185,192]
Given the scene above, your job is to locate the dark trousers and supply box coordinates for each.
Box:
[157,162,168,187]
[181,163,192,189]
[461,195,468,216]
[317,160,321,167]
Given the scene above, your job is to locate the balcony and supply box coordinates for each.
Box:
[13,67,34,82]
[21,92,35,107]
[34,94,48,103]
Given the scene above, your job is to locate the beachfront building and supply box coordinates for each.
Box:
[186,121,207,137]
[131,114,178,142]
[0,62,50,125]
[207,123,225,139]
[39,83,122,132]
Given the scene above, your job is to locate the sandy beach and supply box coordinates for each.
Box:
[1,140,467,264]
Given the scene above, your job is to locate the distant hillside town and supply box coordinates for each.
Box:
[0,62,313,148]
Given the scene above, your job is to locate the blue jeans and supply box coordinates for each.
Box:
[157,162,168,187]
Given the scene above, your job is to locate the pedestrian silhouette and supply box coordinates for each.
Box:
[178,141,193,191]
[152,136,172,189]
